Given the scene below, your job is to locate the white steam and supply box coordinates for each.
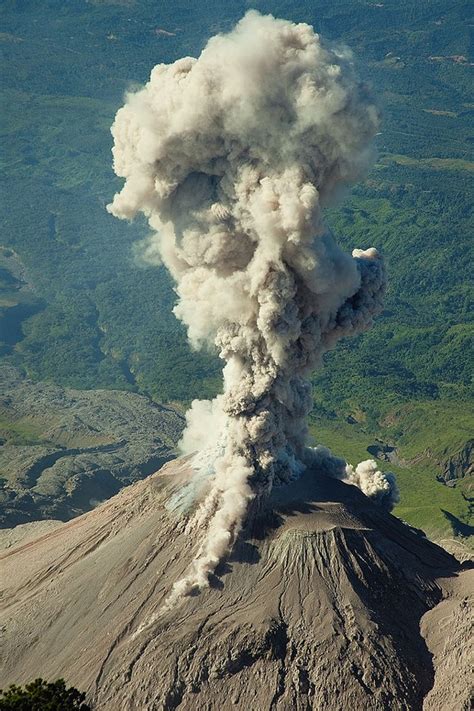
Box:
[108,11,396,597]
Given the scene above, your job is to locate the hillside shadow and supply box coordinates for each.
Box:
[442,509,474,538]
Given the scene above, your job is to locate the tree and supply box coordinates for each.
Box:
[0,679,91,710]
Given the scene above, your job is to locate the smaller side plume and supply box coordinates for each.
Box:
[344,459,400,510]
[307,446,400,511]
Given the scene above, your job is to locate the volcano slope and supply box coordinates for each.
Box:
[0,457,472,711]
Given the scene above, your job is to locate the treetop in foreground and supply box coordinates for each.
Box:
[0,679,91,711]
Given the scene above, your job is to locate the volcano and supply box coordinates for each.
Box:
[1,457,472,710]
[2,11,472,710]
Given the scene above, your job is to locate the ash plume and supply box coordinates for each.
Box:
[108,11,395,597]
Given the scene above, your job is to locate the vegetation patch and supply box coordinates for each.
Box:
[0,678,90,710]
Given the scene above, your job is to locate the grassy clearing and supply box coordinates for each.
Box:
[381,400,474,462]
[0,416,46,445]
[378,154,474,172]
[422,109,457,117]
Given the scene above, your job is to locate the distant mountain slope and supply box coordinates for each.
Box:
[0,365,471,548]
[0,366,184,526]
[1,458,472,710]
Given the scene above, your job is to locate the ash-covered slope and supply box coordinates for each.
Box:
[1,458,471,710]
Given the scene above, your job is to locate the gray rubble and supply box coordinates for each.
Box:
[0,366,184,526]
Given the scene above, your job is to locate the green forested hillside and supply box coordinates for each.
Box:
[0,0,472,541]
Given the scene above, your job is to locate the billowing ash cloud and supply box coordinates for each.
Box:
[108,11,396,598]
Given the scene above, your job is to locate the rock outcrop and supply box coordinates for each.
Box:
[436,440,473,484]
